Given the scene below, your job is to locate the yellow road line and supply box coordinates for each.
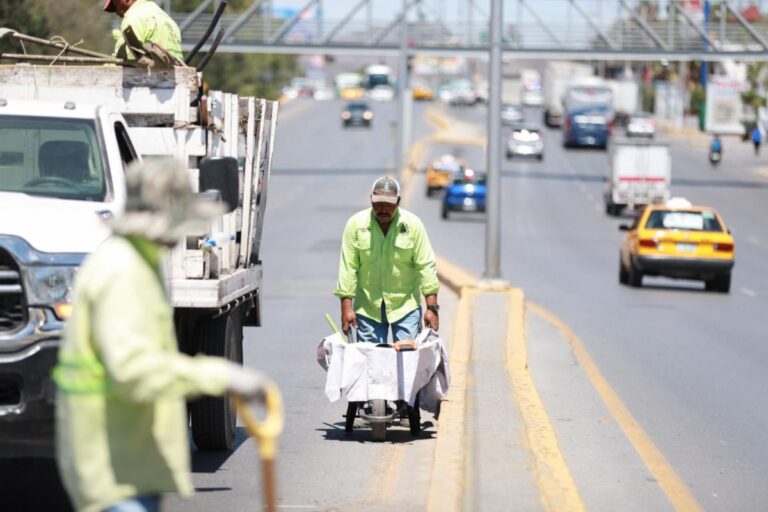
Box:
[276,99,312,122]
[528,302,704,512]
[371,443,408,504]
[427,287,476,512]
[506,290,587,512]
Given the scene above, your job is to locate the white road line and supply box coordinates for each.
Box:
[740,288,757,297]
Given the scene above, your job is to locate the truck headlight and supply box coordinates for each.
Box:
[23,266,78,319]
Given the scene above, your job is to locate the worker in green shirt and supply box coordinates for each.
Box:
[334,176,440,343]
[103,0,183,61]
[55,160,271,512]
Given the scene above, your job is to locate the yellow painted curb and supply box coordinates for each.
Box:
[506,291,586,512]
[528,302,704,512]
[435,255,477,294]
[427,287,476,512]
[430,133,487,147]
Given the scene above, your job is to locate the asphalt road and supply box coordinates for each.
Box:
[407,102,768,511]
[7,96,767,512]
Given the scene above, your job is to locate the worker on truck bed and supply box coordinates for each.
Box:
[334,176,440,343]
[103,0,183,61]
[54,160,271,512]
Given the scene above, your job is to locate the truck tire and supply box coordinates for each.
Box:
[190,308,243,451]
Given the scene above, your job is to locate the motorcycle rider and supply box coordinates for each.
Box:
[710,134,722,163]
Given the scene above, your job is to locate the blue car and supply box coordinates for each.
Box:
[441,170,487,219]
[563,105,612,149]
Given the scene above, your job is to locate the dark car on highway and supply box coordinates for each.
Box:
[341,102,373,128]
[441,169,487,219]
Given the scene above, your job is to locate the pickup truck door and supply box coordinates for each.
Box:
[99,110,141,211]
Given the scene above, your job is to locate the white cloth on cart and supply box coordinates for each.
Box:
[316,328,450,413]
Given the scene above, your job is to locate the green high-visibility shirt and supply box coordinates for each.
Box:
[334,208,439,323]
[113,0,183,60]
[55,236,233,512]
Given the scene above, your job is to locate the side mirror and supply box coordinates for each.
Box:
[199,156,239,213]
[618,225,631,231]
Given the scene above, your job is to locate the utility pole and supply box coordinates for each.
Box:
[396,0,411,182]
[484,0,504,282]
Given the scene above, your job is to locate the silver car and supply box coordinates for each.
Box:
[626,113,655,138]
[506,126,544,160]
[501,103,525,125]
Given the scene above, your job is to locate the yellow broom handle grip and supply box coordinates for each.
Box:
[234,384,284,460]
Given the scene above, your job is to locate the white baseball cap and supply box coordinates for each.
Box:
[370,176,401,204]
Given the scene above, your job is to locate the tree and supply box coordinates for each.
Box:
[0,0,111,55]
[0,0,48,52]
[173,0,298,99]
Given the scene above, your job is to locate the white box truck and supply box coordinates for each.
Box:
[604,139,671,216]
[0,64,278,457]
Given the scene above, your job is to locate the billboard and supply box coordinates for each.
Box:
[705,77,746,135]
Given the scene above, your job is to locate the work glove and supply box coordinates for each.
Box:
[228,366,272,402]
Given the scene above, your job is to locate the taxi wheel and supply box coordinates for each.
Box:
[619,257,629,285]
[628,261,643,287]
[705,274,731,293]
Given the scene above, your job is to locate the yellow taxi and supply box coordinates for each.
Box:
[619,198,734,292]
[413,83,435,101]
[426,155,466,197]
[340,86,365,100]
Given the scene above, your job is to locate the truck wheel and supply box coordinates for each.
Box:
[371,400,387,442]
[190,308,243,451]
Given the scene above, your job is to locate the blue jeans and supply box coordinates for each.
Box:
[357,303,421,344]
[104,496,160,512]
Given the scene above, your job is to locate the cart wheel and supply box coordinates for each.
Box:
[408,395,421,436]
[371,400,387,442]
[345,402,358,433]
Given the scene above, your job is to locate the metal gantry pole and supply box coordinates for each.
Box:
[484,0,503,280]
[397,0,410,181]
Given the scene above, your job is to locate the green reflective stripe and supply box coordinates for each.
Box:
[53,355,110,395]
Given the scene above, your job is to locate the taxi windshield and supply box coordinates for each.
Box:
[0,116,107,201]
[645,210,723,232]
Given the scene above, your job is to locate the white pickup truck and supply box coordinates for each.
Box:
[604,139,671,216]
[0,64,278,457]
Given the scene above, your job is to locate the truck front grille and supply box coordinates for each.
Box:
[0,248,26,333]
[0,377,21,406]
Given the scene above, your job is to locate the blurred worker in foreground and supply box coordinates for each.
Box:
[334,176,440,343]
[55,160,270,512]
[103,0,183,60]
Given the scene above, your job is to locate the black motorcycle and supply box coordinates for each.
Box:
[709,149,722,166]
